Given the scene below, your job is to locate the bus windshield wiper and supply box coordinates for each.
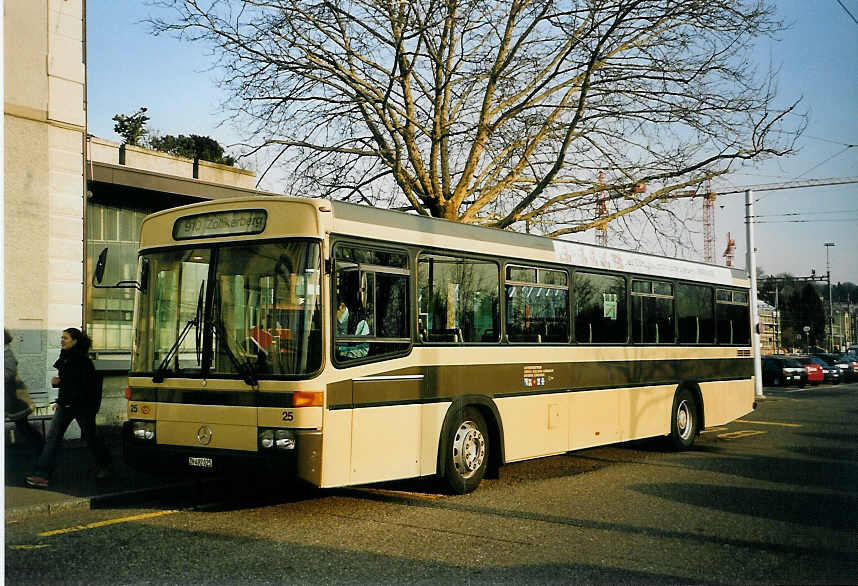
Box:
[153,282,204,383]
[207,318,258,387]
[207,282,258,387]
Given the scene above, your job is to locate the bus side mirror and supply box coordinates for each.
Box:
[94,248,109,285]
[92,247,147,292]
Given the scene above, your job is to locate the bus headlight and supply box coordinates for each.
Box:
[259,428,296,450]
[132,421,155,442]
[275,429,296,450]
[259,429,274,449]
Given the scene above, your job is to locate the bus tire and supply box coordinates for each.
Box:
[441,406,489,494]
[669,387,698,450]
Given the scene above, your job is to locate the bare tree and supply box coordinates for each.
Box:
[152,0,803,237]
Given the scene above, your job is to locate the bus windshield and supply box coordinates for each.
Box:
[132,240,323,378]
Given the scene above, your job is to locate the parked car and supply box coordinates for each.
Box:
[815,353,855,383]
[799,355,840,385]
[794,356,825,385]
[833,353,858,382]
[761,355,807,387]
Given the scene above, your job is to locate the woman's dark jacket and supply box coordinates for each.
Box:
[53,347,97,410]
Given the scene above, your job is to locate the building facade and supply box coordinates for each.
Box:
[757,300,781,355]
[5,0,87,406]
[831,302,854,353]
[5,1,257,427]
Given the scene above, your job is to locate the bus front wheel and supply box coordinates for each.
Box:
[669,388,698,450]
[441,407,489,494]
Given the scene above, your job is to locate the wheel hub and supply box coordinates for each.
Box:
[676,400,693,440]
[452,420,485,479]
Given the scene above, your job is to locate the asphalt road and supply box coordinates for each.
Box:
[6,382,857,585]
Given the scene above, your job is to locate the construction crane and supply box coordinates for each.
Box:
[678,176,858,264]
[595,172,646,247]
[722,232,735,267]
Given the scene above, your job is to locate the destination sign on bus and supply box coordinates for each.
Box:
[173,209,267,240]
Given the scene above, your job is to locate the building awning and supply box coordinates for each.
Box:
[87,161,266,209]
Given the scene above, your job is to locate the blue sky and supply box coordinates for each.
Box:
[85,1,858,284]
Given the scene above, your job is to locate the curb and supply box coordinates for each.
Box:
[5,478,220,522]
[5,498,92,522]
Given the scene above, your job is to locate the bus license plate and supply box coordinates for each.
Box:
[188,457,213,468]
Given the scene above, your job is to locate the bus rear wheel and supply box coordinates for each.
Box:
[441,407,489,494]
[669,388,698,450]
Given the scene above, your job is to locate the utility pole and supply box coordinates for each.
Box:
[746,190,763,397]
[825,242,835,351]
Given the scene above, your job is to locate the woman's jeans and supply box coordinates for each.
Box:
[34,405,111,478]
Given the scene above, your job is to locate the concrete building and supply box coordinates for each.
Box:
[4,1,257,428]
[757,300,781,355]
[5,0,88,407]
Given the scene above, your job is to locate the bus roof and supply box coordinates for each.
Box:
[329,199,748,287]
[142,194,749,288]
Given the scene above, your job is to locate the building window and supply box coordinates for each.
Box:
[86,202,151,352]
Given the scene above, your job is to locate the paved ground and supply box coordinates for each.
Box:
[4,425,209,520]
[5,386,855,585]
[1,385,841,522]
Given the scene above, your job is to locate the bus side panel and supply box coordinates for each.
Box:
[496,394,571,462]
[569,389,620,451]
[700,378,755,427]
[350,404,420,485]
[320,409,353,488]
[420,402,450,477]
[618,386,674,441]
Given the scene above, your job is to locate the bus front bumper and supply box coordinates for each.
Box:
[121,421,298,476]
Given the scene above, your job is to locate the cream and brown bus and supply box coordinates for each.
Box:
[115,195,755,493]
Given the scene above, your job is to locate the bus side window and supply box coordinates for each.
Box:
[417,254,499,344]
[715,289,750,345]
[505,266,569,344]
[333,244,410,364]
[677,283,714,344]
[573,272,627,343]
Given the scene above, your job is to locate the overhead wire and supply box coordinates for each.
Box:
[753,217,858,224]
[754,208,858,218]
[795,145,855,179]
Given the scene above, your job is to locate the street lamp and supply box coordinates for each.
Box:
[823,244,834,349]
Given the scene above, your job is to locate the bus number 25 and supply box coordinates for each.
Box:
[281,410,294,422]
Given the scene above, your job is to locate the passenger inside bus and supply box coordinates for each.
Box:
[336,302,370,359]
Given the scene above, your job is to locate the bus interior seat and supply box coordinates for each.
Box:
[508,333,542,343]
[427,328,461,343]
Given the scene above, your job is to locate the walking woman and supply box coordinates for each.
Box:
[5,329,44,454]
[26,328,112,488]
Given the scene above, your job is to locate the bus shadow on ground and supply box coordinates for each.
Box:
[671,450,858,492]
[628,481,857,533]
